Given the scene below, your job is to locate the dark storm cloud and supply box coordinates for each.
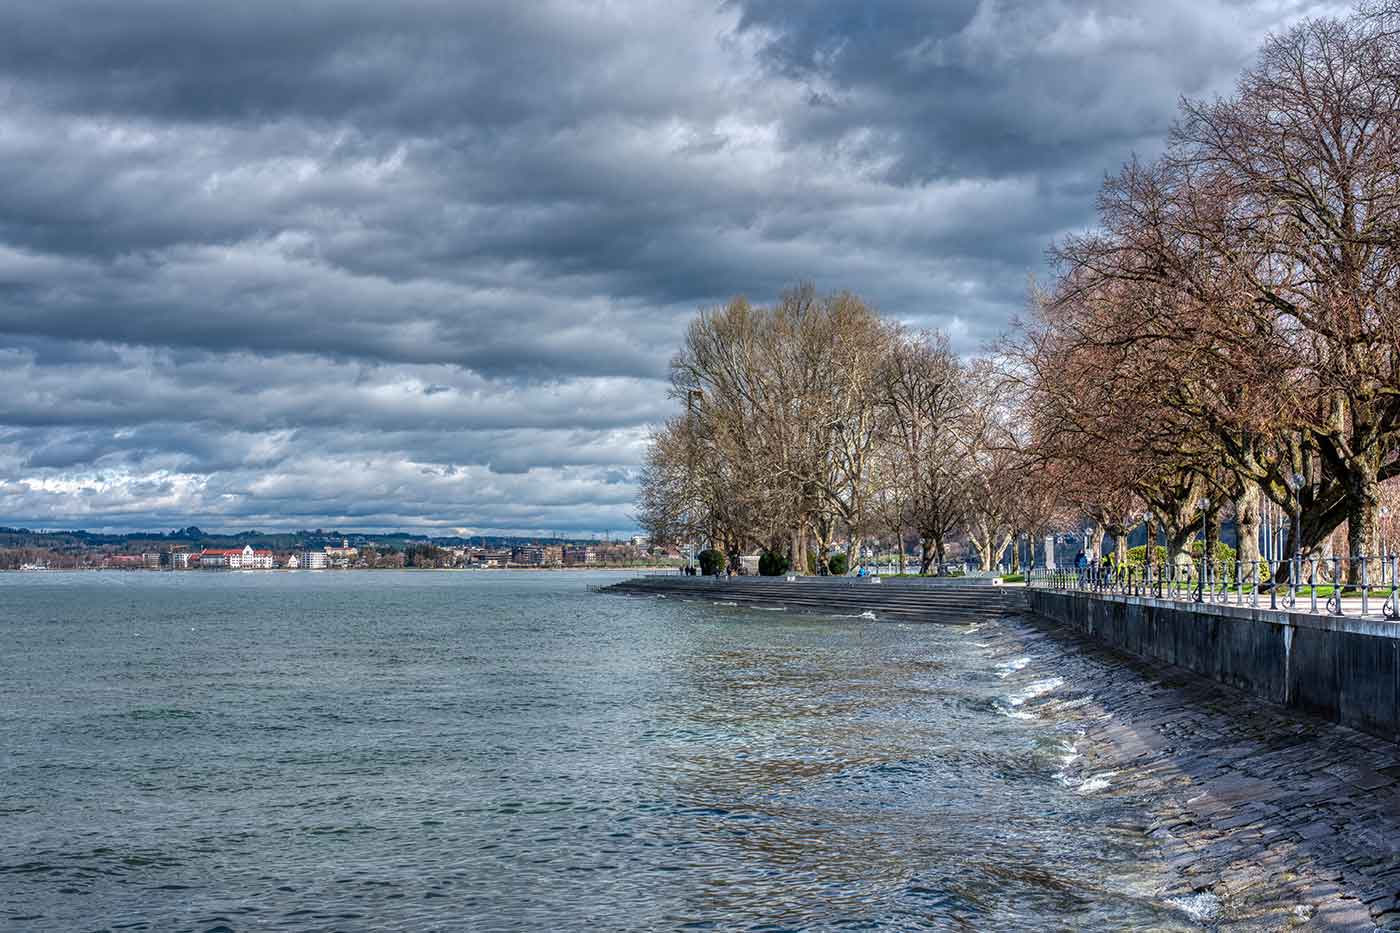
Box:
[0,0,1339,532]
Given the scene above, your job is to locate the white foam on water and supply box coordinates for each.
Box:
[714,601,739,607]
[858,611,877,620]
[973,642,992,648]
[1077,771,1117,794]
[1292,904,1313,921]
[1166,892,1221,923]
[997,656,1031,678]
[1054,740,1082,787]
[1009,677,1064,706]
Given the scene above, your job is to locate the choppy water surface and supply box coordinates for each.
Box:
[1,571,1193,931]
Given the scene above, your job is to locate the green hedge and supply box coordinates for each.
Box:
[758,551,790,576]
[828,553,849,576]
[1126,542,1236,565]
[697,548,726,576]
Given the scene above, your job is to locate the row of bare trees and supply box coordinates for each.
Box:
[1008,2,1400,580]
[637,286,1043,574]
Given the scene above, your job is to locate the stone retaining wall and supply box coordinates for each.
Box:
[1026,589,1400,744]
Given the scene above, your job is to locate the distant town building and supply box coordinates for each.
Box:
[285,553,300,569]
[562,545,597,566]
[469,548,512,567]
[199,545,274,569]
[512,546,545,566]
[302,550,328,570]
[324,540,358,568]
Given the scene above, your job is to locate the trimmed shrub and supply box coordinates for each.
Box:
[1126,542,1236,566]
[697,548,726,576]
[758,551,790,576]
[827,552,849,576]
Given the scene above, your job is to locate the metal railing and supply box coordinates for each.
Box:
[1029,555,1400,621]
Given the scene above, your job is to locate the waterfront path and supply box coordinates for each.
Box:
[599,574,1017,624]
[1006,616,1400,931]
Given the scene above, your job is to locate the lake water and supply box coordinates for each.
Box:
[1,571,1194,931]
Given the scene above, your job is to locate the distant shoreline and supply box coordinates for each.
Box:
[3,565,681,574]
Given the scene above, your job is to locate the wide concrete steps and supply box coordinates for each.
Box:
[600,576,1022,624]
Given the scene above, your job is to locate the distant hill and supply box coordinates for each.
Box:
[0,526,614,552]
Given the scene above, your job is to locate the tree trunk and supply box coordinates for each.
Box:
[1346,468,1381,560]
[1083,522,1101,562]
[1144,517,1158,570]
[1165,523,1191,576]
[1342,465,1381,584]
[1232,482,1261,567]
[919,538,934,575]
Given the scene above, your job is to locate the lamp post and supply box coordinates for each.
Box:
[1196,497,1211,603]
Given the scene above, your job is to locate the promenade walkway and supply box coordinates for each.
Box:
[600,575,1016,624]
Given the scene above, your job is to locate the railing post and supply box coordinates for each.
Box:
[1362,556,1370,617]
[1310,558,1318,615]
[1386,555,1400,621]
[1269,557,1278,611]
[1330,556,1343,615]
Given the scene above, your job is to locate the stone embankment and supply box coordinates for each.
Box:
[1028,589,1400,745]
[1005,617,1400,931]
[600,574,1016,624]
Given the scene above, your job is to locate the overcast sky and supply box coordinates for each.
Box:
[0,0,1342,535]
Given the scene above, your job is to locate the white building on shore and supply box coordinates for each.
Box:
[199,545,274,569]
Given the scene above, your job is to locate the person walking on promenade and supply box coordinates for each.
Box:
[1075,550,1088,586]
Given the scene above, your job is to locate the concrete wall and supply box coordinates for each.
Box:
[1027,590,1400,743]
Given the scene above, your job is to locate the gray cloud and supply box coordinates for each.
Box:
[0,0,1340,532]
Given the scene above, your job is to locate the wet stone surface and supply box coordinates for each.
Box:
[992,612,1400,931]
